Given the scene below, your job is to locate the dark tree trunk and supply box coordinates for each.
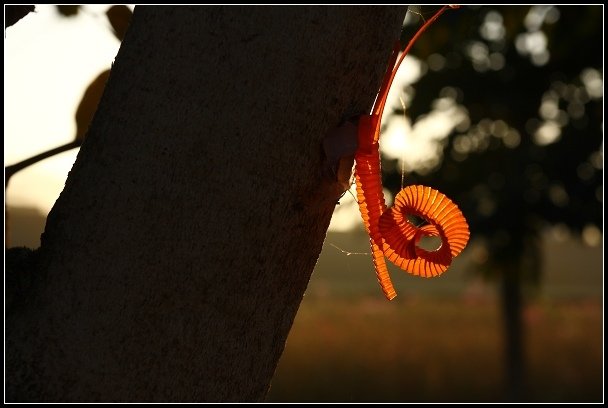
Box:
[500,263,525,401]
[6,5,408,402]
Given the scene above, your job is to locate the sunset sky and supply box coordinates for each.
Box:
[5,5,457,235]
[5,5,123,215]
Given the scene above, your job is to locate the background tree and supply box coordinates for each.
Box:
[382,5,602,400]
[6,6,409,402]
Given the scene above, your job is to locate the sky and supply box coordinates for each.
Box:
[5,5,460,235]
[5,5,123,215]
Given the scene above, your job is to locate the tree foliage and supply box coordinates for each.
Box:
[385,5,602,282]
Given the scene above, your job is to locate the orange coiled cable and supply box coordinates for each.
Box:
[354,5,469,300]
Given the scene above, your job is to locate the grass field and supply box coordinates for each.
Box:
[266,231,603,403]
[266,296,602,403]
[6,208,604,402]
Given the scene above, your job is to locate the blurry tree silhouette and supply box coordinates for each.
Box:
[4,5,35,28]
[4,5,132,189]
[383,5,602,401]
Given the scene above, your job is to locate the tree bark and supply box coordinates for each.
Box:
[6,5,408,402]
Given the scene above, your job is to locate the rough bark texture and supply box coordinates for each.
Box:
[6,5,407,402]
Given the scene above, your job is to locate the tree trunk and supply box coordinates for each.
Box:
[6,6,408,402]
[500,263,525,401]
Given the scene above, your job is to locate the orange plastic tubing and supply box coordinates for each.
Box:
[354,6,469,300]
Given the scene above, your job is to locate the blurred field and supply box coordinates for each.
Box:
[5,208,604,402]
[266,231,603,403]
